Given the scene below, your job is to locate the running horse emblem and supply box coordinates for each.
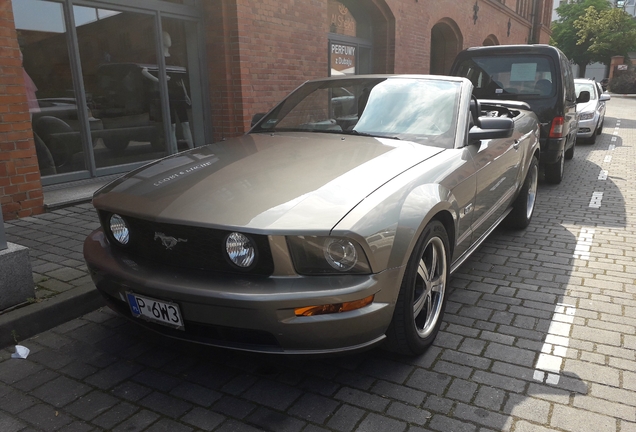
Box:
[154,232,188,250]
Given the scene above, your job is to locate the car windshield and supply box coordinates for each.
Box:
[251,77,461,148]
[575,82,597,100]
[456,55,556,99]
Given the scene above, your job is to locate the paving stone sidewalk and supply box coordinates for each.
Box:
[0,204,104,347]
[0,97,635,431]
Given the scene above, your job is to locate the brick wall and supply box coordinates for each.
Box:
[0,0,43,221]
[204,0,329,142]
[205,0,552,141]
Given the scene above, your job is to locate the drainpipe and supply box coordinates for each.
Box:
[529,0,543,44]
[0,209,6,251]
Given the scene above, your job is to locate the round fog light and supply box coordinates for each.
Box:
[226,232,256,268]
[109,214,129,245]
[324,238,357,271]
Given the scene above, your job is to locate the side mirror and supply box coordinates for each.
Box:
[577,90,590,104]
[468,117,514,142]
[251,113,266,127]
[599,93,611,102]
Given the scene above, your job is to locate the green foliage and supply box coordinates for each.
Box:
[608,71,636,94]
[575,7,636,65]
[551,0,612,72]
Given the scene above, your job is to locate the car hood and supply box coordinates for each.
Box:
[577,100,597,113]
[93,132,445,232]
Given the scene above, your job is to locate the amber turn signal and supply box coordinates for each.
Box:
[295,295,374,317]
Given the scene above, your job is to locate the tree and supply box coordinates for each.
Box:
[551,0,612,77]
[575,6,636,67]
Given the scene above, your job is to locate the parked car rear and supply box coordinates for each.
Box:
[450,44,589,184]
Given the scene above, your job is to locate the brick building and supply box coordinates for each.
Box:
[0,0,553,221]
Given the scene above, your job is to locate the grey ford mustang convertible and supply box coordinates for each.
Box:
[84,75,540,355]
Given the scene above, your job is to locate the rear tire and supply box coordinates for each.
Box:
[386,220,450,355]
[545,146,564,184]
[506,156,538,229]
[564,139,574,160]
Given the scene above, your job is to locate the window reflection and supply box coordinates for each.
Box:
[74,7,168,169]
[161,17,196,152]
[13,0,86,176]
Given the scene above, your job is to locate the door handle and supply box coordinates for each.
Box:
[513,139,520,150]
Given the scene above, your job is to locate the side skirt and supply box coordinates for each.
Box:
[450,207,512,275]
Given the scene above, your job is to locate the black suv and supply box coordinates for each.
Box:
[450,44,589,183]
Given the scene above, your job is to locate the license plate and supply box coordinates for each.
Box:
[126,292,184,330]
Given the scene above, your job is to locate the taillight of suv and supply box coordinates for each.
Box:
[549,117,564,138]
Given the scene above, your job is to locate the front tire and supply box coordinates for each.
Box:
[545,145,564,184]
[386,220,450,355]
[507,156,538,229]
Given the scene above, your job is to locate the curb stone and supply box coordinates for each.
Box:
[0,282,103,348]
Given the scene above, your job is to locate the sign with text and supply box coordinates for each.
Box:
[331,43,356,75]
[328,0,356,36]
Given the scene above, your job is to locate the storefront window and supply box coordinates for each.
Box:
[161,17,198,153]
[14,0,205,184]
[74,6,169,170]
[13,0,86,176]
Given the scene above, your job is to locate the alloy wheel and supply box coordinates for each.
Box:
[413,236,447,338]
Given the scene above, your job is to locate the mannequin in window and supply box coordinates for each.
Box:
[141,31,194,150]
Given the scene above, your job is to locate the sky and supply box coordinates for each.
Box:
[12,0,120,33]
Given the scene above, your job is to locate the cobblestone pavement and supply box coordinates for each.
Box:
[1,98,635,432]
[3,204,99,301]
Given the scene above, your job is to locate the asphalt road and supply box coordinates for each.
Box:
[1,97,635,432]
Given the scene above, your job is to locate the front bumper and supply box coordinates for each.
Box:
[84,229,402,355]
[577,113,599,138]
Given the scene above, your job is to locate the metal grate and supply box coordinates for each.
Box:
[100,211,274,275]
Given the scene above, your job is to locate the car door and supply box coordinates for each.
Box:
[469,127,523,243]
[595,82,606,121]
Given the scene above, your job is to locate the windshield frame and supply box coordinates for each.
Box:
[249,76,463,149]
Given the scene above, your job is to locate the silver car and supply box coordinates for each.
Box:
[84,75,540,355]
[575,78,610,144]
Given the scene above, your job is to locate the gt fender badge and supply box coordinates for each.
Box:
[154,232,188,250]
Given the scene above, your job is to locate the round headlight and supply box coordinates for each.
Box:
[109,214,129,245]
[323,238,357,271]
[226,232,256,268]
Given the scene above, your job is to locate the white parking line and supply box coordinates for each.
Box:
[604,155,612,163]
[611,137,617,142]
[598,170,608,180]
[573,227,595,260]
[533,303,577,385]
[589,192,603,208]
[608,144,615,151]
